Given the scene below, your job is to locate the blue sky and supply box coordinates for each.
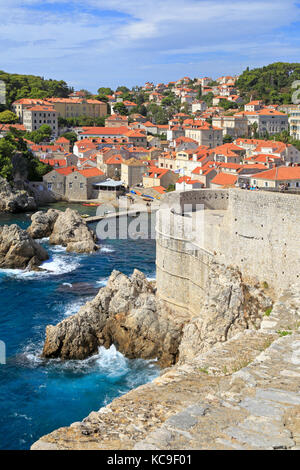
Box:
[0,0,300,92]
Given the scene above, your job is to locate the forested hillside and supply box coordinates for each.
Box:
[236,62,300,104]
[0,71,72,108]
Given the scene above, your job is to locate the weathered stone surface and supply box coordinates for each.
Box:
[178,263,272,363]
[42,269,181,367]
[49,208,99,253]
[32,330,300,451]
[27,209,60,239]
[0,224,49,269]
[0,176,37,213]
[27,208,99,253]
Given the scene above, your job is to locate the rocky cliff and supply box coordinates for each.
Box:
[0,224,49,269]
[0,176,37,213]
[32,283,300,450]
[41,263,272,368]
[42,270,181,367]
[27,208,99,254]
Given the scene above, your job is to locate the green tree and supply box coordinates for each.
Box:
[223,134,234,144]
[0,70,72,106]
[0,129,51,181]
[0,110,18,123]
[219,99,238,111]
[116,86,130,94]
[236,62,300,104]
[113,102,128,116]
[59,131,78,146]
[97,87,113,96]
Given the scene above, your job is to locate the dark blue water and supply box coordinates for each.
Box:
[0,206,158,450]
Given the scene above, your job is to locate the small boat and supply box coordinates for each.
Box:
[82,203,101,207]
[81,214,90,218]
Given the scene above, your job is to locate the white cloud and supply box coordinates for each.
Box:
[0,0,299,89]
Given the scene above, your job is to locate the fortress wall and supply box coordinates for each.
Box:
[156,189,300,317]
[179,189,229,211]
[220,189,300,288]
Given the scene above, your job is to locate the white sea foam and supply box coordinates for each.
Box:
[49,245,67,253]
[36,237,50,243]
[13,413,32,421]
[0,253,80,280]
[63,299,86,317]
[100,245,115,253]
[96,278,108,287]
[95,345,128,377]
[40,255,80,275]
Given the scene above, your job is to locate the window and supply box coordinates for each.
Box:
[47,183,52,190]
[69,182,72,188]
[80,183,84,189]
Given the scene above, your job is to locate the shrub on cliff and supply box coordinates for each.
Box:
[0,129,51,182]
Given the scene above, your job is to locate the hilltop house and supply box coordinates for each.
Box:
[250,166,300,189]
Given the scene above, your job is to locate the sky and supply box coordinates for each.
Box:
[0,0,300,92]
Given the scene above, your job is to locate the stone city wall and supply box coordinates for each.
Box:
[156,189,300,318]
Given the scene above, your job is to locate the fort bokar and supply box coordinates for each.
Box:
[32,189,300,451]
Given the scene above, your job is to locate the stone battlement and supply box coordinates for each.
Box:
[156,189,300,318]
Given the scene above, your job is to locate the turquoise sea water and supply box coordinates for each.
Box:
[0,206,159,450]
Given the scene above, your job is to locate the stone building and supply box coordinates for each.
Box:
[184,122,223,148]
[43,166,76,198]
[235,109,289,136]
[103,155,123,179]
[289,106,300,140]
[65,168,105,200]
[212,115,248,139]
[46,97,107,119]
[22,105,58,136]
[250,166,300,189]
[105,114,129,128]
[143,167,177,189]
[121,159,146,188]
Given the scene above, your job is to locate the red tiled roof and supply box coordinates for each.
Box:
[77,168,104,178]
[56,137,69,143]
[55,166,77,175]
[211,173,238,186]
[151,186,166,194]
[80,127,129,135]
[252,166,300,181]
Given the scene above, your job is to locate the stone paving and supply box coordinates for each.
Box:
[31,288,300,451]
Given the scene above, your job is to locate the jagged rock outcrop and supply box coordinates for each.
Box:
[0,224,49,269]
[178,263,272,363]
[42,270,182,367]
[42,263,272,368]
[27,208,99,253]
[0,176,37,213]
[32,282,300,451]
[27,209,60,239]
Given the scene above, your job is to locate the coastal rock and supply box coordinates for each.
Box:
[178,263,272,364]
[27,208,99,253]
[0,176,37,213]
[27,209,60,239]
[49,208,99,253]
[42,269,181,367]
[0,224,49,269]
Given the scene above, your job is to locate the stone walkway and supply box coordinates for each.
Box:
[31,286,300,450]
